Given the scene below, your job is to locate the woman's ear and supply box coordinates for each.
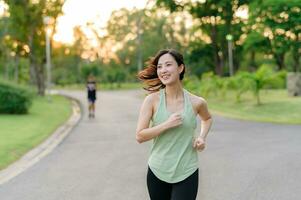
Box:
[178,64,184,74]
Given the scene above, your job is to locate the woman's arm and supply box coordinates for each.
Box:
[136,94,182,143]
[193,98,213,151]
[198,99,212,141]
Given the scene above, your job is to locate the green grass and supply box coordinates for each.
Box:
[204,89,301,124]
[0,95,72,170]
[54,82,140,90]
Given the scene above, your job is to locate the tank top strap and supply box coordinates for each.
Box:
[153,89,165,120]
[159,89,165,109]
[183,89,195,116]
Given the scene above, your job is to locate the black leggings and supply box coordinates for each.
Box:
[147,167,199,200]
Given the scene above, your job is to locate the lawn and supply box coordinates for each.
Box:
[204,89,301,124]
[0,95,72,170]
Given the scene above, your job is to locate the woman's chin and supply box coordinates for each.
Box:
[159,77,178,86]
[162,80,175,86]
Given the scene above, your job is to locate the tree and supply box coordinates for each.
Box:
[242,31,269,71]
[4,0,64,95]
[156,0,250,76]
[104,7,191,75]
[239,65,285,104]
[249,0,301,71]
[0,15,11,79]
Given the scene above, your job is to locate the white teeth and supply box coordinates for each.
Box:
[162,75,169,79]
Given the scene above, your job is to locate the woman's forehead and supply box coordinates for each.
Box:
[158,53,176,64]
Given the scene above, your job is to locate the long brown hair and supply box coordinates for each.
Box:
[137,49,186,92]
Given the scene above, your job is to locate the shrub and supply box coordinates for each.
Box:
[0,80,34,114]
[183,75,200,92]
[104,67,127,88]
[239,65,285,105]
[200,72,219,97]
[227,72,254,102]
[80,62,102,82]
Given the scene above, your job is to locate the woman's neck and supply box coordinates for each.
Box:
[165,82,183,99]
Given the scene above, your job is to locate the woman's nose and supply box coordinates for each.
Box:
[160,66,167,73]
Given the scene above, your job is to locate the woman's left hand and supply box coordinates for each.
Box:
[193,137,206,152]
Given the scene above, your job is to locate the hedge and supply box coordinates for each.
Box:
[0,81,34,114]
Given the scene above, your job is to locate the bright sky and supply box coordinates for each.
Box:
[0,1,7,16]
[1,0,247,45]
[54,0,148,44]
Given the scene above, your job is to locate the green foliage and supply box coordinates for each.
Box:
[199,72,219,97]
[187,64,287,105]
[243,31,269,53]
[80,62,102,81]
[106,7,192,78]
[237,65,287,104]
[0,80,34,114]
[1,0,300,88]
[52,45,82,85]
[3,0,64,95]
[183,75,200,92]
[156,0,251,76]
[0,95,72,169]
[275,70,287,88]
[104,67,127,88]
[227,73,253,102]
[207,89,301,124]
[249,0,301,71]
[53,67,78,86]
[186,42,214,76]
[198,73,250,102]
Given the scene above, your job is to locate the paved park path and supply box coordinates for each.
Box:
[0,90,300,200]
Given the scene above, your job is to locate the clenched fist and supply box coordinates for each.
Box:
[193,137,206,152]
[165,112,183,129]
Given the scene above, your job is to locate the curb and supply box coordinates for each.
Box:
[0,94,82,185]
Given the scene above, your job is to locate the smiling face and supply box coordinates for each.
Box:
[157,53,184,86]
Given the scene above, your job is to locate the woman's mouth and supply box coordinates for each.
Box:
[161,74,170,80]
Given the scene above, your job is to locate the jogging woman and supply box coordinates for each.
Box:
[136,49,213,200]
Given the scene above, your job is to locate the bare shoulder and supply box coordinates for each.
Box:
[186,90,207,105]
[143,92,160,110]
[142,91,160,112]
[144,91,160,103]
[186,90,208,114]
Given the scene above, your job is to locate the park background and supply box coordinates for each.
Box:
[0,0,300,173]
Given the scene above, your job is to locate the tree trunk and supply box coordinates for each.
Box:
[29,51,45,96]
[292,44,300,72]
[249,51,256,72]
[5,62,9,80]
[233,47,240,74]
[4,51,10,80]
[274,53,285,71]
[269,38,286,71]
[28,34,36,85]
[211,24,223,76]
[136,17,143,73]
[14,55,19,83]
[29,65,36,85]
[33,62,45,96]
[28,32,45,95]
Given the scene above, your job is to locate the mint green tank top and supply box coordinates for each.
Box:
[148,88,198,183]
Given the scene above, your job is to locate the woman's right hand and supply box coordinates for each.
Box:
[164,113,183,129]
